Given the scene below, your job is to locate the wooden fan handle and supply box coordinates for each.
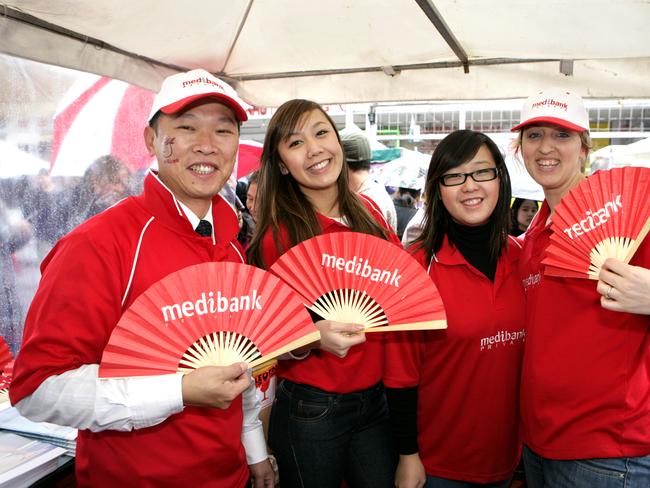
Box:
[248,331,321,369]
[624,216,650,263]
[365,320,447,332]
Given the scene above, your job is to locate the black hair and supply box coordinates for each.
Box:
[414,130,512,263]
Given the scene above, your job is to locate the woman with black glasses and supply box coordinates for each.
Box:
[385,130,526,488]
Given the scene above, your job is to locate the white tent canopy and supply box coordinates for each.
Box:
[2,1,650,106]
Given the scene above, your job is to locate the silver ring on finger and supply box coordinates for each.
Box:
[605,285,613,300]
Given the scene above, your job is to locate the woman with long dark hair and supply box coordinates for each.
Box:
[385,130,525,488]
[248,99,398,488]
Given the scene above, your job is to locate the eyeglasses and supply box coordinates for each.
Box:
[439,167,499,187]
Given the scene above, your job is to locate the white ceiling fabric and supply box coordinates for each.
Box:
[1,0,649,105]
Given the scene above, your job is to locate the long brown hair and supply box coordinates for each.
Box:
[414,130,511,263]
[247,99,388,268]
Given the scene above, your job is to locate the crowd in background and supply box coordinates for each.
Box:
[0,155,140,353]
[0,144,539,357]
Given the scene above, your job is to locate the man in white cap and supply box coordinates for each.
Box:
[10,69,275,488]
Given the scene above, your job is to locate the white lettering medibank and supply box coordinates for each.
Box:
[320,253,401,287]
[480,329,526,349]
[562,195,622,240]
[161,290,262,322]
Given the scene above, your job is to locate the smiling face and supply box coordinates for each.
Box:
[517,199,538,230]
[520,124,586,199]
[439,144,500,227]
[277,109,343,207]
[144,101,239,217]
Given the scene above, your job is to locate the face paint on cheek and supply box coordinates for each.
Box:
[162,137,179,164]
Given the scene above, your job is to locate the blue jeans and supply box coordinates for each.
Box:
[424,474,511,487]
[268,379,396,488]
[523,444,650,488]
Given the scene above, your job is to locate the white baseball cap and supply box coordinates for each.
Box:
[148,69,248,123]
[511,88,589,132]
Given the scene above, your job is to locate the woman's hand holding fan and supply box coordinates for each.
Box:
[597,258,650,315]
[315,320,366,358]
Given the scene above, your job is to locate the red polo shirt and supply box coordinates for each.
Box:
[259,198,400,393]
[520,200,650,459]
[385,236,525,482]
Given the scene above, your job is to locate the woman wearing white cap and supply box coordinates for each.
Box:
[514,88,650,487]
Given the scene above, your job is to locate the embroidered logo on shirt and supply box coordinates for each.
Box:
[480,329,526,351]
[522,272,541,292]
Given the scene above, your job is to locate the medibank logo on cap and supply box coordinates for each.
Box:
[181,76,227,91]
[531,98,569,112]
[511,87,589,132]
[148,68,248,122]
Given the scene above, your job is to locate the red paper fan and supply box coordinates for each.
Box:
[0,337,12,371]
[0,360,13,403]
[543,166,650,279]
[99,262,318,378]
[269,232,447,332]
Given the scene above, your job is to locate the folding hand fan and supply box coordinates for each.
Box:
[543,166,650,279]
[0,377,9,403]
[0,337,12,371]
[99,262,318,378]
[0,359,13,403]
[269,232,446,332]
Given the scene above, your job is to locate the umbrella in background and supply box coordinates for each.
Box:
[376,149,430,190]
[54,75,262,180]
[237,140,263,179]
[51,75,155,176]
[0,140,49,178]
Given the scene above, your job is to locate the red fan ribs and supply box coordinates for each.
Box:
[320,253,402,287]
[161,290,262,322]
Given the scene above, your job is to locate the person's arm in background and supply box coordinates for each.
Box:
[597,258,650,314]
[401,208,425,249]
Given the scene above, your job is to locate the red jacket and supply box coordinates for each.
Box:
[520,200,650,459]
[259,196,400,393]
[11,172,250,488]
[385,236,525,482]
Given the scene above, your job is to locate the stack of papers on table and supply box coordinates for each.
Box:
[0,407,77,456]
[0,432,66,488]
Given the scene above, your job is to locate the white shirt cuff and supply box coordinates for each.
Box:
[109,373,184,429]
[242,423,268,465]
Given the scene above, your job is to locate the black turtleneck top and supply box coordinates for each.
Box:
[447,220,497,282]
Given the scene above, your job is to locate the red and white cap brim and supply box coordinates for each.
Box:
[511,116,588,133]
[159,93,248,122]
